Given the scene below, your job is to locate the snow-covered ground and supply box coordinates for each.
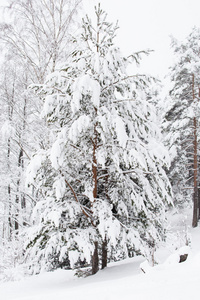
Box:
[1,208,200,300]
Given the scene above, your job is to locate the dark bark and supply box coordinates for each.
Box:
[8,185,12,239]
[91,13,101,276]
[7,135,12,239]
[18,148,23,167]
[14,148,24,232]
[15,191,19,232]
[92,241,99,275]
[198,188,200,219]
[192,186,198,227]
[92,108,98,201]
[192,75,198,227]
[91,110,99,274]
[102,238,107,269]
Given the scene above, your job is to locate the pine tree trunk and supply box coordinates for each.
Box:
[102,171,108,270]
[91,17,101,275]
[198,188,200,219]
[192,75,198,227]
[91,113,99,274]
[92,241,99,274]
[92,105,98,200]
[193,186,198,227]
[192,118,198,227]
[7,137,12,239]
[15,192,19,232]
[8,184,12,239]
[102,238,107,269]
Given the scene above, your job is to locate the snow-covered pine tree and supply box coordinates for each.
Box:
[163,27,200,227]
[25,4,172,274]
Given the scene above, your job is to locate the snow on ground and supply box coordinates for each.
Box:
[1,207,200,300]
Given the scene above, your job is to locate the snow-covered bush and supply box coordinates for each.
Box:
[0,238,25,282]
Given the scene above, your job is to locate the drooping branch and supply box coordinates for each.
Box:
[101,74,148,92]
[63,176,95,227]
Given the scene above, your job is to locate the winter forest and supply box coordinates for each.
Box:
[1,0,200,297]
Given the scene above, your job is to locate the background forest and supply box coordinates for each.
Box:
[0,0,199,280]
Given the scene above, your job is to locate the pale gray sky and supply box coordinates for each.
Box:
[83,0,200,77]
[1,0,200,77]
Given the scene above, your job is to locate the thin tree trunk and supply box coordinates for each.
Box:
[7,136,12,239]
[92,12,100,274]
[102,238,107,269]
[8,184,12,239]
[92,117,99,273]
[92,241,99,274]
[192,116,198,227]
[15,192,19,232]
[21,97,26,211]
[198,188,200,219]
[102,173,109,269]
[192,74,198,227]
[92,106,98,202]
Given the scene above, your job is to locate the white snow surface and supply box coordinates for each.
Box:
[1,211,200,300]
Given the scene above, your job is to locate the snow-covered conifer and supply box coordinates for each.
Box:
[163,27,200,227]
[26,4,172,274]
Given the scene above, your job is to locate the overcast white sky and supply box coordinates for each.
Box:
[83,0,200,77]
[1,0,200,78]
